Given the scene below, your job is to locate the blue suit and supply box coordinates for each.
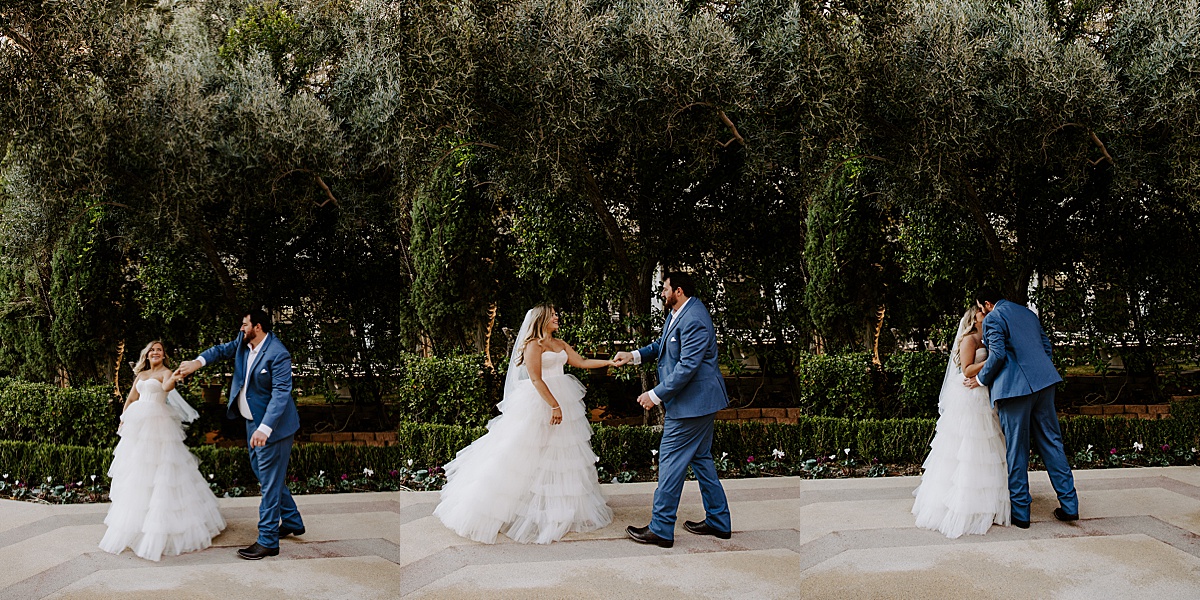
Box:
[201,332,304,548]
[977,300,1078,522]
[637,298,731,539]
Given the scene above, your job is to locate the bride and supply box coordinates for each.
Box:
[99,340,226,561]
[912,303,1011,538]
[434,304,615,544]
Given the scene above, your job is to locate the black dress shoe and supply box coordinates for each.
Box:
[1053,508,1079,522]
[280,526,306,537]
[684,520,732,540]
[237,543,280,560]
[1011,518,1030,529]
[626,525,673,548]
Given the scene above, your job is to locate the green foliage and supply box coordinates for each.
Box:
[0,378,119,447]
[410,143,509,354]
[394,354,498,427]
[804,160,887,350]
[793,352,884,419]
[883,351,948,418]
[0,441,113,487]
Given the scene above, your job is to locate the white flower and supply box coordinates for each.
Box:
[1133,442,1144,452]
[46,476,51,483]
[721,452,728,459]
[829,455,836,460]
[319,470,325,477]
[90,475,97,482]
[1087,445,1093,451]
[76,481,82,486]
[2,474,7,479]
[844,448,851,456]
[406,459,414,467]
[772,449,785,460]
[208,474,214,480]
[651,449,658,456]
[1193,448,1197,453]
[363,468,374,477]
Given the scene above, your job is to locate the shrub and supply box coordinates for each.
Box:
[793,353,883,418]
[394,354,498,427]
[883,351,948,418]
[0,377,119,446]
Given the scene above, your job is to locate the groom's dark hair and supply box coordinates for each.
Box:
[245,308,273,333]
[664,271,697,297]
[975,286,1003,305]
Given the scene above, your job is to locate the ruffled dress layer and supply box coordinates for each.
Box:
[99,378,226,561]
[434,350,613,544]
[912,350,1011,538]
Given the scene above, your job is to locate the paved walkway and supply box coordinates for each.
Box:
[2,467,1199,599]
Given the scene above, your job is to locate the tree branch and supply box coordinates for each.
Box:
[959,176,1015,297]
[1042,122,1114,165]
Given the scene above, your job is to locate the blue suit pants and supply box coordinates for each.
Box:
[247,422,304,548]
[650,414,731,539]
[996,385,1079,522]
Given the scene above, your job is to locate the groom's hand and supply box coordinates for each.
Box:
[250,430,269,448]
[612,351,633,366]
[175,360,199,379]
[636,392,655,410]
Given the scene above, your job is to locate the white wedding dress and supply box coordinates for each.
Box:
[912,346,1011,538]
[434,349,613,544]
[99,378,226,560]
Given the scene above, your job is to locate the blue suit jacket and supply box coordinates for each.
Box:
[200,332,300,439]
[637,299,729,419]
[976,299,1062,404]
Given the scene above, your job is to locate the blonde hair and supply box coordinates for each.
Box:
[132,340,171,375]
[516,304,556,366]
[951,304,982,368]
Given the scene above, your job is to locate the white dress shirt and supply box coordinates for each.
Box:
[631,297,692,406]
[195,336,273,437]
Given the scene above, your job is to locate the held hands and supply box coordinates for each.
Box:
[174,360,200,380]
[612,351,634,367]
[963,376,981,389]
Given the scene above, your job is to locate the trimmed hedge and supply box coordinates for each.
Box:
[394,354,498,427]
[0,377,120,446]
[4,409,1197,494]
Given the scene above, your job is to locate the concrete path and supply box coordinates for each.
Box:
[3,467,1199,599]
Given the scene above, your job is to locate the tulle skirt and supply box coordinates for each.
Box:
[912,383,1011,538]
[434,374,613,544]
[99,398,226,561]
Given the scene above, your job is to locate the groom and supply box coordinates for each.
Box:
[176,309,305,559]
[966,287,1079,528]
[613,271,732,548]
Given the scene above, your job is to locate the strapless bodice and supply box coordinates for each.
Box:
[974,347,988,363]
[136,378,167,402]
[539,350,567,377]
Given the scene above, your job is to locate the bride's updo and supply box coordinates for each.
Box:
[132,340,171,375]
[951,304,983,368]
[516,304,556,366]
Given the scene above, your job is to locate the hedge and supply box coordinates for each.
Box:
[6,410,1196,492]
[0,377,120,446]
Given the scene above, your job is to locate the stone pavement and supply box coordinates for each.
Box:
[3,467,1200,599]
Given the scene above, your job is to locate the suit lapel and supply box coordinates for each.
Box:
[662,299,694,343]
[247,334,273,385]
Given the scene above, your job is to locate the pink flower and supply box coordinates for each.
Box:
[747,456,755,463]
[340,474,348,480]
[1110,448,1117,455]
[1161,444,1170,452]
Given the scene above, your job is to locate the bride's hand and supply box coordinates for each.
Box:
[549,405,562,425]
